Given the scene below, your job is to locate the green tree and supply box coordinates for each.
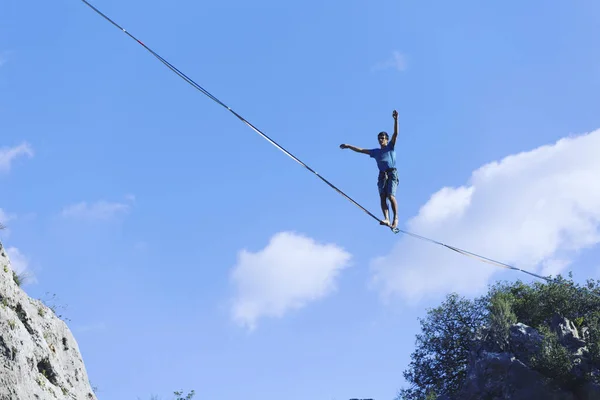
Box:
[397,293,486,400]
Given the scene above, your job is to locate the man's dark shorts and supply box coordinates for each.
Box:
[378,168,399,197]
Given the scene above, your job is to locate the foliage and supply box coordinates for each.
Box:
[174,390,195,400]
[12,270,27,287]
[529,325,575,388]
[40,292,71,322]
[397,293,487,400]
[141,389,195,400]
[585,311,600,366]
[486,274,600,329]
[397,274,600,400]
[486,290,517,351]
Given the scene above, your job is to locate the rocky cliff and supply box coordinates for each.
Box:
[0,241,97,400]
[448,319,600,400]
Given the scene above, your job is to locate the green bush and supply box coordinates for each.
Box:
[487,290,517,351]
[530,325,575,387]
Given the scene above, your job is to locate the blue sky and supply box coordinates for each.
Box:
[2,0,600,399]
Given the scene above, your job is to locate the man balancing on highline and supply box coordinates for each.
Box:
[340,110,400,229]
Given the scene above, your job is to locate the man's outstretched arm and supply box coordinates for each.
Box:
[340,144,370,154]
[390,110,399,148]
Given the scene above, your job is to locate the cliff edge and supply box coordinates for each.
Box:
[0,241,98,400]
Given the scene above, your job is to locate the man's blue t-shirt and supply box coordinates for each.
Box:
[369,143,396,172]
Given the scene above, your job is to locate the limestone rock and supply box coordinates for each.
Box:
[459,350,574,400]
[509,322,543,364]
[551,315,587,352]
[452,320,600,400]
[0,241,97,400]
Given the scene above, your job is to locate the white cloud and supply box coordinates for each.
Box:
[0,143,34,174]
[3,247,36,284]
[370,129,600,304]
[6,247,28,275]
[230,231,352,330]
[0,208,17,235]
[372,50,408,72]
[61,200,131,220]
[0,210,32,282]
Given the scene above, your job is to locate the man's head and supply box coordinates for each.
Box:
[378,131,389,147]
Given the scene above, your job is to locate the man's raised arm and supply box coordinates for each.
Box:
[340,143,370,154]
[390,110,399,148]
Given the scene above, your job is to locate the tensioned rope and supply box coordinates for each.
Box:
[78,0,385,230]
[78,0,600,296]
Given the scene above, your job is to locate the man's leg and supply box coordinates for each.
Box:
[378,173,391,226]
[388,172,399,229]
[389,194,398,228]
[379,193,390,226]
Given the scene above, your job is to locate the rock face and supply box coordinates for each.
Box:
[453,321,600,400]
[0,241,97,400]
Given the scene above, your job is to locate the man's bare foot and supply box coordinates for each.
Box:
[391,218,398,229]
[380,219,391,227]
